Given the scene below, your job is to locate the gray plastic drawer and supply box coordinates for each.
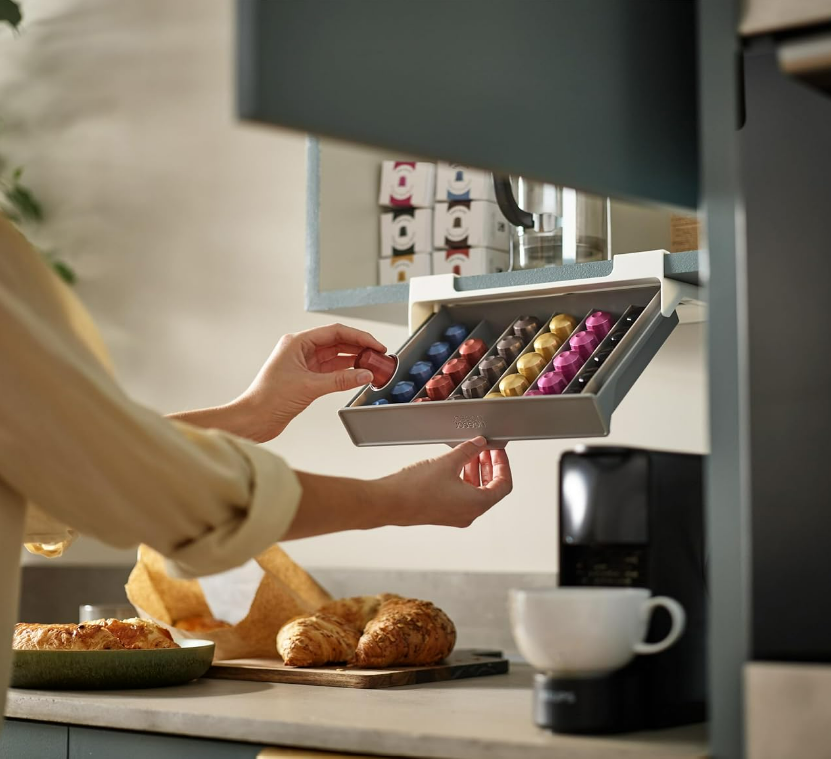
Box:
[339,284,677,447]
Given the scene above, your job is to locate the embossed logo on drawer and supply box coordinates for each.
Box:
[455,415,486,430]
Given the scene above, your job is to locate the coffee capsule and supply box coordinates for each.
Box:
[459,337,487,365]
[499,373,530,397]
[426,374,455,401]
[553,350,583,382]
[590,349,614,368]
[549,313,579,342]
[479,355,508,385]
[461,375,490,399]
[608,330,627,346]
[538,371,568,395]
[370,398,390,406]
[426,341,451,369]
[524,388,545,396]
[570,330,600,360]
[484,391,503,399]
[442,357,472,386]
[622,305,644,327]
[408,360,434,388]
[412,397,431,403]
[513,315,542,343]
[534,332,562,362]
[390,381,417,404]
[576,367,599,391]
[517,352,547,382]
[585,310,614,340]
[562,385,583,394]
[356,348,398,390]
[443,324,468,349]
[497,335,524,363]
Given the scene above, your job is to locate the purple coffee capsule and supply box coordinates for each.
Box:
[538,371,568,395]
[390,381,417,404]
[426,341,451,369]
[408,360,434,388]
[513,315,542,343]
[553,350,583,382]
[585,310,614,340]
[443,324,468,349]
[461,375,490,399]
[479,355,508,386]
[497,335,524,363]
[570,330,600,360]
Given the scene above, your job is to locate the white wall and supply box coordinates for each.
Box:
[4,0,708,573]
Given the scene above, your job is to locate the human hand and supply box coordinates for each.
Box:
[379,437,513,528]
[238,323,386,442]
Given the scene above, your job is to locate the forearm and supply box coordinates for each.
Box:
[167,397,273,443]
[281,471,391,540]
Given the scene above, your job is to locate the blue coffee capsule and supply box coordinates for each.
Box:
[409,360,434,388]
[390,381,417,404]
[426,341,451,369]
[371,398,390,406]
[443,324,468,349]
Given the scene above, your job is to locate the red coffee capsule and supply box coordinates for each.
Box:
[412,397,431,403]
[458,338,487,366]
[426,374,455,401]
[355,349,398,389]
[442,357,472,386]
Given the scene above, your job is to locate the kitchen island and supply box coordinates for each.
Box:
[3,665,707,759]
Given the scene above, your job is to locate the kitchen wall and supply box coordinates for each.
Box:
[4,0,707,574]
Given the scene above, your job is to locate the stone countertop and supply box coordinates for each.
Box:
[6,666,708,759]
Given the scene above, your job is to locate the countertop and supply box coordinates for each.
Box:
[6,665,708,759]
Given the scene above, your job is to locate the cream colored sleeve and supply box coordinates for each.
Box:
[0,220,301,578]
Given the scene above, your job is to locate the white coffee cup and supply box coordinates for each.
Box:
[509,587,686,678]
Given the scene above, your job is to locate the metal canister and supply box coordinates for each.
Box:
[549,313,579,342]
[534,332,562,361]
[499,374,530,397]
[517,352,547,382]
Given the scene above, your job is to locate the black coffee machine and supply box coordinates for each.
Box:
[535,446,707,734]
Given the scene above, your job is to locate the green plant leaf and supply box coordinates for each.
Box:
[50,260,77,285]
[0,0,22,30]
[12,166,23,182]
[5,183,43,221]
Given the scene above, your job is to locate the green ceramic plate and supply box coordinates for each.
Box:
[11,639,215,690]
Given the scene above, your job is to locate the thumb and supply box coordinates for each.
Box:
[441,437,488,470]
[315,368,374,396]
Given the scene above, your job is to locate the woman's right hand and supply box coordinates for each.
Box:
[377,437,512,528]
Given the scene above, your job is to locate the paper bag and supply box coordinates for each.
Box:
[125,544,331,660]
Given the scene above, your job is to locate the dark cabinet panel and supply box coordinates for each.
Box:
[237,0,698,208]
[0,720,68,759]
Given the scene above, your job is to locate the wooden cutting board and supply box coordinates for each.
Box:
[205,649,508,689]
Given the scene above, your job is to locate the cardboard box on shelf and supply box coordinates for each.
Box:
[379,160,436,208]
[435,163,496,202]
[670,214,701,252]
[378,253,432,285]
[432,248,510,277]
[380,208,433,257]
[434,200,510,251]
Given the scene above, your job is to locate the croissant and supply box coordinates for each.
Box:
[315,594,401,632]
[276,613,360,667]
[354,597,456,667]
[13,622,124,651]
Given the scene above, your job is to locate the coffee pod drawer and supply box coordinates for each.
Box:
[339,250,699,447]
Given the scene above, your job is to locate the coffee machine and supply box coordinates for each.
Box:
[535,446,707,734]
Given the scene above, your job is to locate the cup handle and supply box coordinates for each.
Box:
[633,596,686,655]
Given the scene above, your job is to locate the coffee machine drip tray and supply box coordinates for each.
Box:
[340,250,699,447]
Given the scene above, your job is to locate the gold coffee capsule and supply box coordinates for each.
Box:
[550,313,579,342]
[499,373,530,397]
[484,391,503,399]
[517,352,547,382]
[534,331,562,362]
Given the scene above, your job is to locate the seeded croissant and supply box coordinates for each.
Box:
[315,594,401,632]
[276,613,360,667]
[354,598,456,668]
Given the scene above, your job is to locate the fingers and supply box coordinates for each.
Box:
[315,343,366,362]
[479,450,494,486]
[481,448,513,501]
[309,367,373,396]
[302,324,386,353]
[442,437,488,472]
[318,355,357,373]
[463,458,481,487]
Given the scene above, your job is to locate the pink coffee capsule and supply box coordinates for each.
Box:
[570,330,600,360]
[585,310,614,340]
[524,388,545,396]
[538,371,568,395]
[553,350,583,382]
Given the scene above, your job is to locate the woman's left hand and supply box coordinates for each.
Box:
[236,323,386,442]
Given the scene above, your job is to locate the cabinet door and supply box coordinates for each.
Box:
[0,720,68,759]
[237,0,698,208]
[68,726,262,759]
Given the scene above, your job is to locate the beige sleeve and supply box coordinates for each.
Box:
[0,219,301,578]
